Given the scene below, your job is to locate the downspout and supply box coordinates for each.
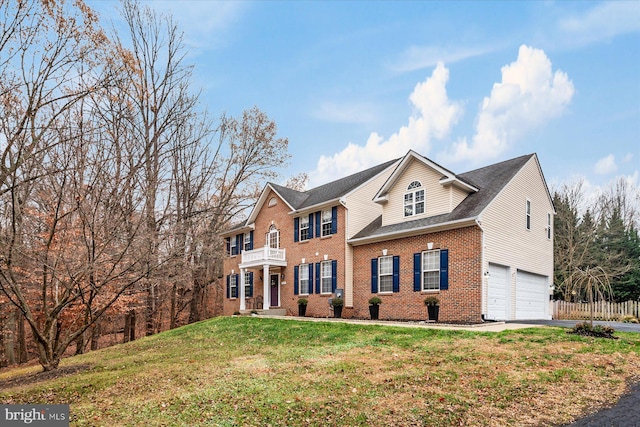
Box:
[339,197,353,308]
[475,218,487,321]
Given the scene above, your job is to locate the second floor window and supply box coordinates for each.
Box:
[404,181,425,217]
[267,225,279,249]
[244,232,252,251]
[300,216,310,241]
[230,237,237,256]
[321,209,332,237]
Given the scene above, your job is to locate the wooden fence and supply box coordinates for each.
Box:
[551,300,640,321]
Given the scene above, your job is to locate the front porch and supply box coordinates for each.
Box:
[237,246,288,312]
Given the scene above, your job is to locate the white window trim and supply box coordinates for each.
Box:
[230,238,237,256]
[321,209,332,237]
[320,260,332,294]
[244,233,251,251]
[299,263,310,295]
[526,199,531,231]
[378,256,393,294]
[267,225,279,249]
[230,275,238,299]
[404,181,425,218]
[299,216,310,241]
[244,272,251,297]
[422,249,440,292]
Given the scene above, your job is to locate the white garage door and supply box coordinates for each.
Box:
[486,264,509,321]
[515,270,548,320]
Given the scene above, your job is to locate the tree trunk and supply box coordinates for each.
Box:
[123,312,131,344]
[146,283,157,336]
[17,311,27,364]
[90,321,101,351]
[75,332,85,355]
[170,283,177,329]
[4,309,16,365]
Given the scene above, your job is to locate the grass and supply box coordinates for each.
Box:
[1,317,640,426]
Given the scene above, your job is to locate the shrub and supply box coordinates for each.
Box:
[297,298,308,306]
[424,296,439,306]
[368,297,382,306]
[331,297,344,307]
[621,314,639,324]
[233,311,241,316]
[569,322,617,339]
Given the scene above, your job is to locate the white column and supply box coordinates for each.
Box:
[239,268,246,311]
[263,264,270,310]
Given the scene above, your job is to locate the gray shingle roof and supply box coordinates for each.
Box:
[269,158,399,211]
[350,154,535,241]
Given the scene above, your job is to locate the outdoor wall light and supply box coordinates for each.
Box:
[427,242,434,250]
[382,249,388,256]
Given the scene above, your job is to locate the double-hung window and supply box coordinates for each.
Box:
[300,216,310,241]
[378,256,393,293]
[526,200,531,230]
[229,275,237,298]
[404,181,425,217]
[299,263,310,295]
[422,250,440,291]
[244,233,252,251]
[244,272,252,297]
[230,237,237,256]
[321,210,332,237]
[321,260,332,294]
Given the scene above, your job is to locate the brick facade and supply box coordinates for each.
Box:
[350,226,483,323]
[222,189,347,318]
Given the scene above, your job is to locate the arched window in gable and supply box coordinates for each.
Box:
[404,181,425,217]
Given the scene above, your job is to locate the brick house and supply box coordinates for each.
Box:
[221,150,554,322]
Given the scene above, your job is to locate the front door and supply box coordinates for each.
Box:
[270,274,279,307]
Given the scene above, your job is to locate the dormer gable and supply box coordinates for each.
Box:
[373,151,478,227]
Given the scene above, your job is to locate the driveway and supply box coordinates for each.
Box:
[507,319,640,333]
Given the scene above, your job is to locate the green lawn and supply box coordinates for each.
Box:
[2,317,640,426]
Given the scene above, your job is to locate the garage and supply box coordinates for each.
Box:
[486,263,509,321]
[515,270,549,320]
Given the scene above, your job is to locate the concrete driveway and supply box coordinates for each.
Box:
[507,319,640,333]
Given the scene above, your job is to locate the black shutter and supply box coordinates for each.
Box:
[331,206,338,234]
[392,255,400,293]
[294,218,299,243]
[413,253,421,292]
[371,258,378,294]
[331,260,337,293]
[440,249,449,290]
[294,265,299,295]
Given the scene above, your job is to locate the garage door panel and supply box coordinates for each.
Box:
[487,264,508,321]
[515,271,547,320]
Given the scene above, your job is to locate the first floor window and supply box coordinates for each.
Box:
[378,256,393,293]
[244,272,252,297]
[230,275,237,298]
[321,260,332,293]
[422,250,440,291]
[300,263,310,294]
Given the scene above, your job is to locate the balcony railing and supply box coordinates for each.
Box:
[241,246,286,266]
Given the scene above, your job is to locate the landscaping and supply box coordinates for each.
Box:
[1,317,640,426]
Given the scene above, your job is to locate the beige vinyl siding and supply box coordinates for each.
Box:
[342,165,395,306]
[382,159,465,226]
[449,185,469,211]
[480,157,554,320]
[345,166,395,239]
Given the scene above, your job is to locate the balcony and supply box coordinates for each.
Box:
[240,246,287,268]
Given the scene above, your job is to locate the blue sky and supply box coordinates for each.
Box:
[91,1,639,195]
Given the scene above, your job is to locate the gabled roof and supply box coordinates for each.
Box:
[349,153,536,244]
[223,158,400,236]
[373,150,478,203]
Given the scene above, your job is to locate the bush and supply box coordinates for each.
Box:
[423,296,439,306]
[331,297,344,307]
[569,322,617,339]
[297,298,308,306]
[621,314,639,323]
[368,296,382,306]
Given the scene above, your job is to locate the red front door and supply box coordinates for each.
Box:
[270,274,279,307]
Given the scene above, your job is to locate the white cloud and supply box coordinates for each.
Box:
[391,45,498,73]
[443,45,574,165]
[594,154,618,175]
[309,62,462,186]
[558,2,640,47]
[622,152,634,163]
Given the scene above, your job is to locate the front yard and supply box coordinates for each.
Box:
[1,317,640,426]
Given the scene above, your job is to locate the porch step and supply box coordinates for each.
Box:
[239,308,287,316]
